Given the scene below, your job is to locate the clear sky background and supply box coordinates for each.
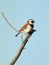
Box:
[0,0,49,65]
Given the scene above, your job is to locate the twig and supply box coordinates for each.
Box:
[9,29,36,65]
[21,35,23,42]
[1,12,36,65]
[1,12,18,32]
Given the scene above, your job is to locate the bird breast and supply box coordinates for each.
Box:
[21,25,32,33]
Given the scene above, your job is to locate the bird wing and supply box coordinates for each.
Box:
[20,23,29,31]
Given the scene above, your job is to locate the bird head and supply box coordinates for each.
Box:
[28,19,35,25]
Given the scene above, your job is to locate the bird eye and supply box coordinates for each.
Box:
[31,20,34,23]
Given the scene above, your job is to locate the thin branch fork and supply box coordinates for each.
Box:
[9,33,32,65]
[9,29,36,65]
[1,12,36,65]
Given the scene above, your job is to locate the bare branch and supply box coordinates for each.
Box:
[1,12,36,65]
[9,29,36,65]
[1,12,18,32]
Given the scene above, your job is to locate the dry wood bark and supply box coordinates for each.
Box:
[9,30,36,65]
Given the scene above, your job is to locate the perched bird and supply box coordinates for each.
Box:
[15,19,35,37]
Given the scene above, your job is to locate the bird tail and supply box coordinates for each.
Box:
[15,32,20,37]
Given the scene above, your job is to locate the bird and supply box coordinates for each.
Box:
[15,19,35,37]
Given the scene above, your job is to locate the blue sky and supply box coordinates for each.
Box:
[0,0,49,65]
